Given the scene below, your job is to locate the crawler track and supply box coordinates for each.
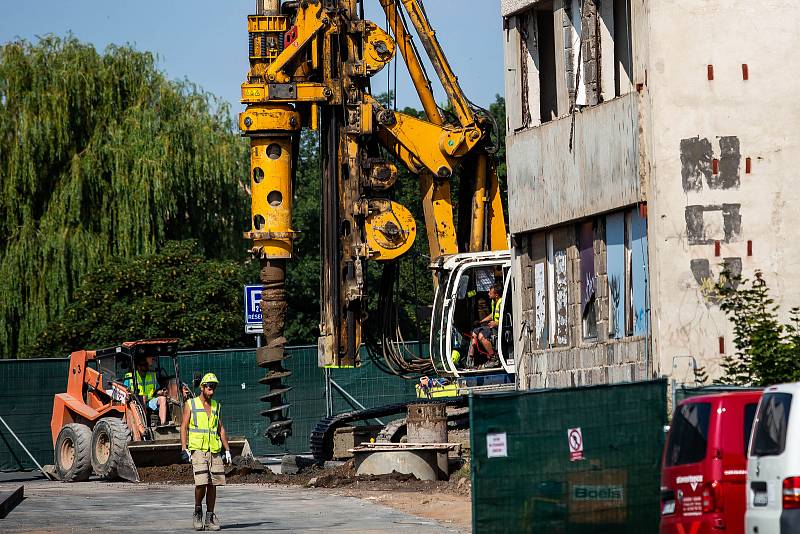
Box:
[309,397,468,461]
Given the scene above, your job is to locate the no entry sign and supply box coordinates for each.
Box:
[568,427,584,461]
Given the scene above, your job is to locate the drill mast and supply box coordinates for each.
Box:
[241,0,506,443]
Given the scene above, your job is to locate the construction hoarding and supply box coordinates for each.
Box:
[470,379,667,533]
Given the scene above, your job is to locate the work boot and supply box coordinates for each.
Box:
[192,506,203,531]
[481,355,500,369]
[205,511,221,531]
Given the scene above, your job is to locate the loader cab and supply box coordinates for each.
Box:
[430,251,515,378]
[94,339,187,429]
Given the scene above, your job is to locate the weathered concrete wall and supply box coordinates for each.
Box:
[503,0,800,388]
[518,337,648,389]
[644,0,800,381]
[513,218,650,390]
[507,92,642,234]
[501,0,545,17]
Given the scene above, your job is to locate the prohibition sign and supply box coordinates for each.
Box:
[568,427,584,461]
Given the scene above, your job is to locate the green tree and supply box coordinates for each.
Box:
[0,37,249,357]
[24,241,255,356]
[488,94,507,185]
[716,271,800,385]
[284,131,323,343]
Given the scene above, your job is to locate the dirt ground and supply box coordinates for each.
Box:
[137,459,472,530]
[322,484,471,530]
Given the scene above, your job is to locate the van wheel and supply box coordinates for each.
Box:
[91,418,131,480]
[54,423,93,482]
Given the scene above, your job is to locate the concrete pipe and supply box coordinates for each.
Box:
[406,403,447,444]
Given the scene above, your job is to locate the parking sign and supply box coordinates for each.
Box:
[244,285,263,334]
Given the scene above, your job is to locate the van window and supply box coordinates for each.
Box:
[666,402,711,466]
[751,393,792,457]
[743,403,758,456]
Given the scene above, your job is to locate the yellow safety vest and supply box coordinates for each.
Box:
[123,370,158,400]
[492,297,503,322]
[187,397,222,453]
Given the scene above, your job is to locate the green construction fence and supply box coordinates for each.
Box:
[470,379,668,534]
[674,384,762,406]
[0,345,419,471]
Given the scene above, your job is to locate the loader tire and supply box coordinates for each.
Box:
[91,417,131,480]
[54,423,93,482]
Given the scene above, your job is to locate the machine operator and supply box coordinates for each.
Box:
[123,354,170,425]
[470,283,503,368]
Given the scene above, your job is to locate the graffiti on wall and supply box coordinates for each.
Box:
[680,136,743,305]
[690,258,742,304]
[579,222,596,316]
[681,136,741,192]
[684,204,742,245]
[630,212,649,336]
[534,262,547,348]
[555,249,569,346]
[606,213,626,339]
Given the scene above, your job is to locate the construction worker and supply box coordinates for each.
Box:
[470,283,503,368]
[180,373,231,531]
[123,355,169,425]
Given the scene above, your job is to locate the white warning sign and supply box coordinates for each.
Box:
[487,432,508,458]
[568,427,584,461]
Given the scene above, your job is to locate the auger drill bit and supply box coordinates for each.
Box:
[257,260,293,443]
[242,0,299,445]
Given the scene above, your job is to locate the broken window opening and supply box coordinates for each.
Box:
[519,12,534,128]
[613,0,633,96]
[536,8,558,122]
[579,220,598,340]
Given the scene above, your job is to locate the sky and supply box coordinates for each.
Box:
[0,0,505,114]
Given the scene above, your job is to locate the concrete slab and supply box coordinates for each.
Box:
[0,479,466,533]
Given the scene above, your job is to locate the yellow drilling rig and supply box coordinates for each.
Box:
[241,0,511,447]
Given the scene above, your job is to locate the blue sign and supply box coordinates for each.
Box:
[244,285,263,334]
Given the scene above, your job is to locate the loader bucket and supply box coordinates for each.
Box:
[116,446,140,483]
[125,437,253,482]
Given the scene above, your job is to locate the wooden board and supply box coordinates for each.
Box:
[0,485,23,519]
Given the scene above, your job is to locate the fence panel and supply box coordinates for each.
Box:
[0,344,420,470]
[674,384,762,407]
[0,358,70,471]
[470,379,667,534]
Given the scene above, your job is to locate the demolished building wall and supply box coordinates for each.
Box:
[501,0,800,388]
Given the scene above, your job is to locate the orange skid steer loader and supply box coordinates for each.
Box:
[48,339,252,482]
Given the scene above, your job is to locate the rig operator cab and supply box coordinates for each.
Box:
[430,251,515,385]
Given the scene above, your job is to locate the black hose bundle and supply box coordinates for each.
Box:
[365,262,435,377]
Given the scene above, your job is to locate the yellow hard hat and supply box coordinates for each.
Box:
[200,373,219,385]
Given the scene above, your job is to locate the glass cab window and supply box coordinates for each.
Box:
[444,263,510,374]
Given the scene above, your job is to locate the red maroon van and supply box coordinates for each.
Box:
[660,391,762,534]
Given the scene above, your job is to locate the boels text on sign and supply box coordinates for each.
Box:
[244,285,263,334]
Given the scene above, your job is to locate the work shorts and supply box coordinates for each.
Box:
[190,450,226,486]
[473,326,497,340]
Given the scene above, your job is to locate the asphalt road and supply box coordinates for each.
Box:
[0,475,466,533]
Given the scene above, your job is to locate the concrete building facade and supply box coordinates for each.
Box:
[499,0,800,389]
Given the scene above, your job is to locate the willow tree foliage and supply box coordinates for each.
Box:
[26,241,256,356]
[0,37,249,357]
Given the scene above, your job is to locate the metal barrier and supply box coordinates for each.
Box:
[0,344,419,471]
[470,379,667,533]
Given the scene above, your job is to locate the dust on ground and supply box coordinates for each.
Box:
[137,458,471,530]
